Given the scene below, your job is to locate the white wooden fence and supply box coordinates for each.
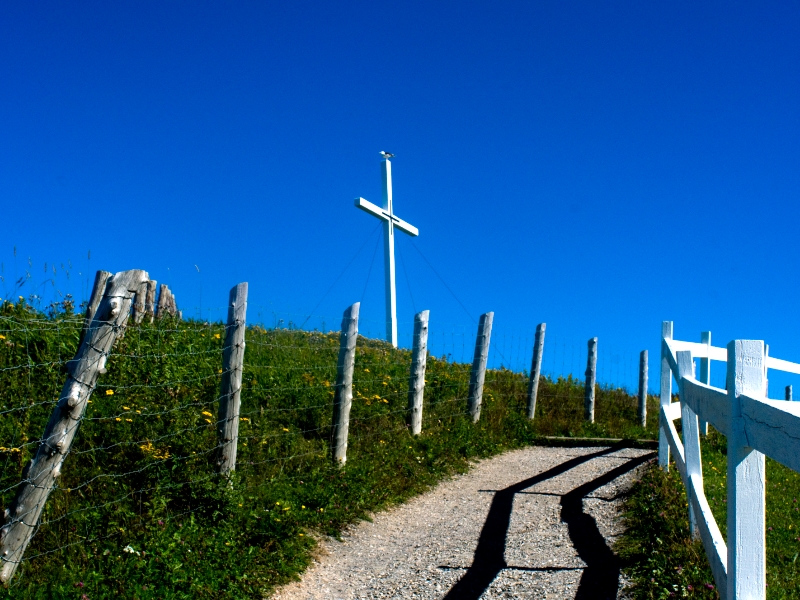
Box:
[658,321,800,600]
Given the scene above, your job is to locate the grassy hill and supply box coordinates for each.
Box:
[0,298,657,599]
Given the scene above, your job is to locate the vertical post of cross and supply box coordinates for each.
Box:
[526,323,546,420]
[658,321,674,470]
[381,159,398,347]
[638,350,648,427]
[332,302,360,465]
[584,337,598,423]
[698,331,711,435]
[407,310,430,435]
[726,340,766,600]
[468,312,494,422]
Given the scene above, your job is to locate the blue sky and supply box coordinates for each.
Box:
[2,1,799,394]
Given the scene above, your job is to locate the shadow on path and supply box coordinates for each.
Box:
[441,444,654,600]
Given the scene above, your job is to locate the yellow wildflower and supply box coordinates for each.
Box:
[0,335,5,340]
[202,411,213,417]
[204,418,212,424]
[282,428,289,432]
[122,406,130,410]
[214,333,221,339]
[106,390,114,396]
[115,418,121,422]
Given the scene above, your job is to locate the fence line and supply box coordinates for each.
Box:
[658,321,800,600]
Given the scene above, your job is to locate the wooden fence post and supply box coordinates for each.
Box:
[216,282,248,476]
[332,302,360,465]
[144,279,158,323]
[676,350,700,538]
[726,340,766,600]
[132,281,148,324]
[584,337,598,423]
[526,323,546,420]
[659,321,674,470]
[79,270,111,344]
[638,350,648,427]
[699,331,711,435]
[407,310,430,436]
[0,269,148,584]
[467,312,494,423]
[787,385,793,401]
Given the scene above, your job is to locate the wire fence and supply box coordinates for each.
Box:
[0,285,655,590]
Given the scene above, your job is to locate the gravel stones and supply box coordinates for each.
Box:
[271,445,654,599]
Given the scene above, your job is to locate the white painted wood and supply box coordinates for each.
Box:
[659,321,674,469]
[687,472,728,597]
[660,405,686,479]
[584,337,598,423]
[332,302,360,465]
[680,379,730,436]
[726,340,766,600]
[353,158,419,347]
[526,323,546,420]
[216,283,248,475]
[766,355,800,375]
[638,350,648,427]
[407,310,430,435]
[467,312,494,422]
[663,401,682,422]
[677,351,701,538]
[739,394,800,473]
[787,385,793,401]
[0,269,149,583]
[699,331,711,435]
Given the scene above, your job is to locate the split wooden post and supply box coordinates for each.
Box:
[467,312,494,422]
[526,323,546,420]
[726,340,766,600]
[787,385,793,401]
[0,269,148,584]
[699,331,711,435]
[132,281,148,324]
[216,283,248,476]
[584,337,598,423]
[658,321,674,470]
[407,310,430,436]
[332,302,360,466]
[676,350,700,538]
[144,280,158,322]
[79,270,111,344]
[638,350,648,427]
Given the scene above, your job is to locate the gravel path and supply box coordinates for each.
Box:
[272,444,655,600]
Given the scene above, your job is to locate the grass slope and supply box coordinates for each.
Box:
[1,298,656,598]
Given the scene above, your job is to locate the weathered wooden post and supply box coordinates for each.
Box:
[332,302,360,465]
[526,323,546,420]
[216,282,248,476]
[787,385,793,401]
[726,340,766,600]
[638,350,648,427]
[698,331,711,435]
[584,337,598,423]
[132,280,148,324]
[676,351,700,538]
[144,279,158,322]
[467,312,494,422]
[658,321,673,470]
[0,269,148,584]
[79,270,111,344]
[407,310,430,436]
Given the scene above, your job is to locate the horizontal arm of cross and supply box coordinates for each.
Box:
[354,197,419,237]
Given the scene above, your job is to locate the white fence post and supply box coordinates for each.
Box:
[332,302,360,465]
[407,310,430,436]
[726,340,766,600]
[638,350,648,427]
[659,321,674,470]
[676,350,700,537]
[584,337,598,423]
[467,312,494,423]
[526,323,546,420]
[698,331,711,435]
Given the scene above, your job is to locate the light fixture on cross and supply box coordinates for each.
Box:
[354,154,419,347]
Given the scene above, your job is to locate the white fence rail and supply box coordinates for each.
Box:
[658,321,800,600]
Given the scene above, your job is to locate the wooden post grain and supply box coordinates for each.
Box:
[407,310,430,436]
[467,312,494,423]
[584,337,598,423]
[787,385,793,401]
[699,331,711,435]
[144,280,157,322]
[216,282,248,475]
[0,269,148,584]
[658,321,674,470]
[638,349,648,427]
[132,281,147,324]
[526,323,546,420]
[80,270,111,344]
[726,340,766,600]
[332,302,360,465]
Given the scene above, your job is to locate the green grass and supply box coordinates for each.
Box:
[1,298,658,598]
[617,429,800,599]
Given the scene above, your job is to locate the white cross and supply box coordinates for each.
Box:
[354,156,419,347]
